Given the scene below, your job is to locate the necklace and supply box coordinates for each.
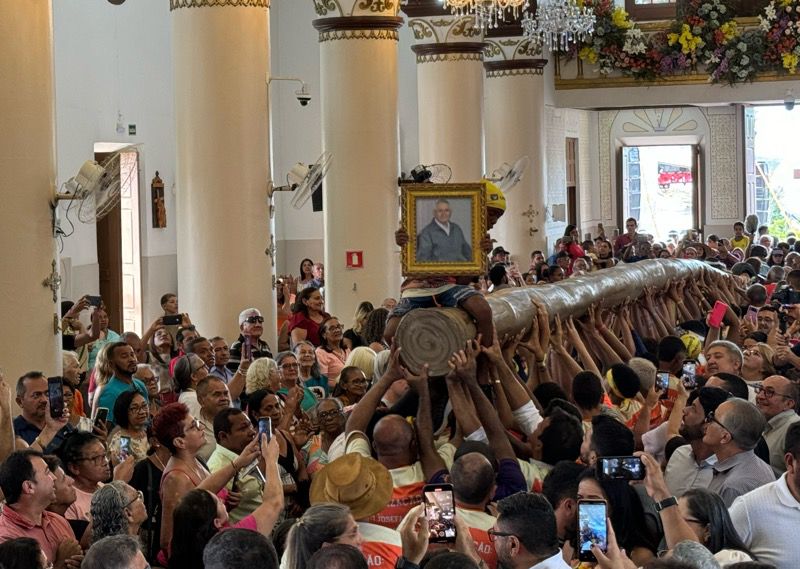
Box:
[151,454,166,471]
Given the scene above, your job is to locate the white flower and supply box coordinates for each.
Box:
[741,55,750,65]
[711,10,719,18]
[738,41,748,51]
[765,4,777,20]
[719,5,726,12]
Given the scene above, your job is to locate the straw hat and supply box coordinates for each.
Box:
[309,453,393,520]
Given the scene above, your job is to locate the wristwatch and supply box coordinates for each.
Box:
[655,496,678,512]
[395,557,421,569]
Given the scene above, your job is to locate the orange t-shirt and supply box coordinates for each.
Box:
[457,507,499,569]
[359,522,402,568]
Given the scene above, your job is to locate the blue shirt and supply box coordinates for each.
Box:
[13,415,74,453]
[96,376,149,424]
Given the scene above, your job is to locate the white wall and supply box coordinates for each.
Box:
[53,0,176,323]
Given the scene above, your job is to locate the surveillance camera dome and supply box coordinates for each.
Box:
[296,88,311,107]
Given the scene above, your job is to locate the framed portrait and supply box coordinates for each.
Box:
[401,183,487,277]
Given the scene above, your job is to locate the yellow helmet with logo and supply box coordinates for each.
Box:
[483,180,506,212]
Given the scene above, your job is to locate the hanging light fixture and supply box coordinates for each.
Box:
[521,0,595,52]
[441,0,530,30]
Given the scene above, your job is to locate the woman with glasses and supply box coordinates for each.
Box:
[302,398,346,476]
[108,390,151,463]
[331,366,369,409]
[90,481,148,543]
[153,402,260,563]
[289,287,330,347]
[294,341,329,399]
[275,351,318,412]
[61,382,93,432]
[741,343,776,385]
[316,317,350,386]
[174,353,208,419]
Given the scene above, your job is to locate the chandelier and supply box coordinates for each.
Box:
[441,0,530,30]
[521,0,595,52]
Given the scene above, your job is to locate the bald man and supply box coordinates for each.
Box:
[452,452,499,568]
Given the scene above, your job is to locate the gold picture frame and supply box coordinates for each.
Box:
[401,183,487,277]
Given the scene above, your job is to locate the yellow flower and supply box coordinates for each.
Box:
[782,52,799,73]
[676,23,704,55]
[719,21,739,42]
[579,46,599,63]
[611,7,633,29]
[780,0,791,7]
[668,32,679,46]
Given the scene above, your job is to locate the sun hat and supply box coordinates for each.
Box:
[309,453,393,520]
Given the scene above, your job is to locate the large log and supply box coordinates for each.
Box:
[397,259,729,374]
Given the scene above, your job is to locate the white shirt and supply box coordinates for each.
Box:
[729,473,800,569]
[530,551,571,569]
[434,219,451,236]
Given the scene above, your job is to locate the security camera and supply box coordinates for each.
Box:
[785,90,795,111]
[296,87,311,107]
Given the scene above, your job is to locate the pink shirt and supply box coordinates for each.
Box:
[315,346,350,383]
[0,506,75,563]
[65,485,96,522]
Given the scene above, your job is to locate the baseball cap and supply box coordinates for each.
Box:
[492,246,510,256]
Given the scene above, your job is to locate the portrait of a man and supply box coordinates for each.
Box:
[416,198,473,262]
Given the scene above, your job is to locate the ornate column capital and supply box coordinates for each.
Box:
[313,0,400,17]
[484,58,547,77]
[170,0,269,10]
[312,16,404,42]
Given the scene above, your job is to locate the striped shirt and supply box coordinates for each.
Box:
[707,450,775,507]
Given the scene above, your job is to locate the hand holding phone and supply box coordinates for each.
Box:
[578,500,608,562]
[47,377,65,419]
[596,456,645,481]
[423,483,457,543]
[118,436,132,462]
[258,417,271,451]
[161,314,183,326]
[94,407,109,429]
[708,300,728,329]
[87,295,102,308]
[682,360,697,389]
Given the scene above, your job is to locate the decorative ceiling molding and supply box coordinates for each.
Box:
[170,0,268,9]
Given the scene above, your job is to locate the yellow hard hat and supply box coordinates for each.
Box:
[681,333,703,360]
[483,180,506,212]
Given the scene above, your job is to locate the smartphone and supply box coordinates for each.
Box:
[578,500,608,562]
[162,314,182,326]
[656,371,670,399]
[47,377,65,419]
[243,337,253,361]
[682,360,697,389]
[258,417,271,450]
[708,300,728,328]
[94,407,109,429]
[423,483,457,543]
[118,436,132,461]
[596,456,646,481]
[746,305,759,324]
[86,295,102,307]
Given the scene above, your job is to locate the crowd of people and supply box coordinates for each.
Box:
[1,215,800,569]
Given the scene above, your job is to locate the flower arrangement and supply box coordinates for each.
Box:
[760,0,800,73]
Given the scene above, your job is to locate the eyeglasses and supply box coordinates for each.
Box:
[78,453,110,466]
[129,403,149,413]
[348,377,369,385]
[318,409,344,421]
[281,363,300,370]
[325,324,343,331]
[753,384,794,400]
[704,411,734,437]
[488,528,517,542]
[245,316,264,324]
[182,419,204,435]
[124,490,144,509]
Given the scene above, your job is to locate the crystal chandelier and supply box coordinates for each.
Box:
[441,0,530,30]
[521,0,595,52]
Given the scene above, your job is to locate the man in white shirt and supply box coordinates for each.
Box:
[729,421,800,569]
[492,492,570,569]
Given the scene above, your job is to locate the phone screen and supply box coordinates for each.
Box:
[578,500,608,562]
[258,417,271,450]
[47,377,64,419]
[682,361,697,389]
[243,337,253,361]
[424,484,457,543]
[746,306,759,324]
[87,295,102,307]
[597,456,645,481]
[118,436,132,461]
[656,372,670,391]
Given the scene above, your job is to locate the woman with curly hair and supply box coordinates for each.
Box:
[90,481,148,543]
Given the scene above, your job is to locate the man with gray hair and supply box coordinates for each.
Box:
[416,198,473,262]
[671,540,721,569]
[704,341,743,377]
[701,398,774,506]
[203,528,278,569]
[83,534,148,569]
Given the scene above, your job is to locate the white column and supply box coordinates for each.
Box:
[484,43,548,262]
[312,8,403,320]
[405,10,485,181]
[172,0,275,347]
[0,1,61,380]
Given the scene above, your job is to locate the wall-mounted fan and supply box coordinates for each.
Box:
[485,155,530,193]
[399,163,453,184]
[53,146,137,225]
[269,151,332,211]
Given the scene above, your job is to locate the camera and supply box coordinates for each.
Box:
[785,90,795,111]
[296,87,311,107]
